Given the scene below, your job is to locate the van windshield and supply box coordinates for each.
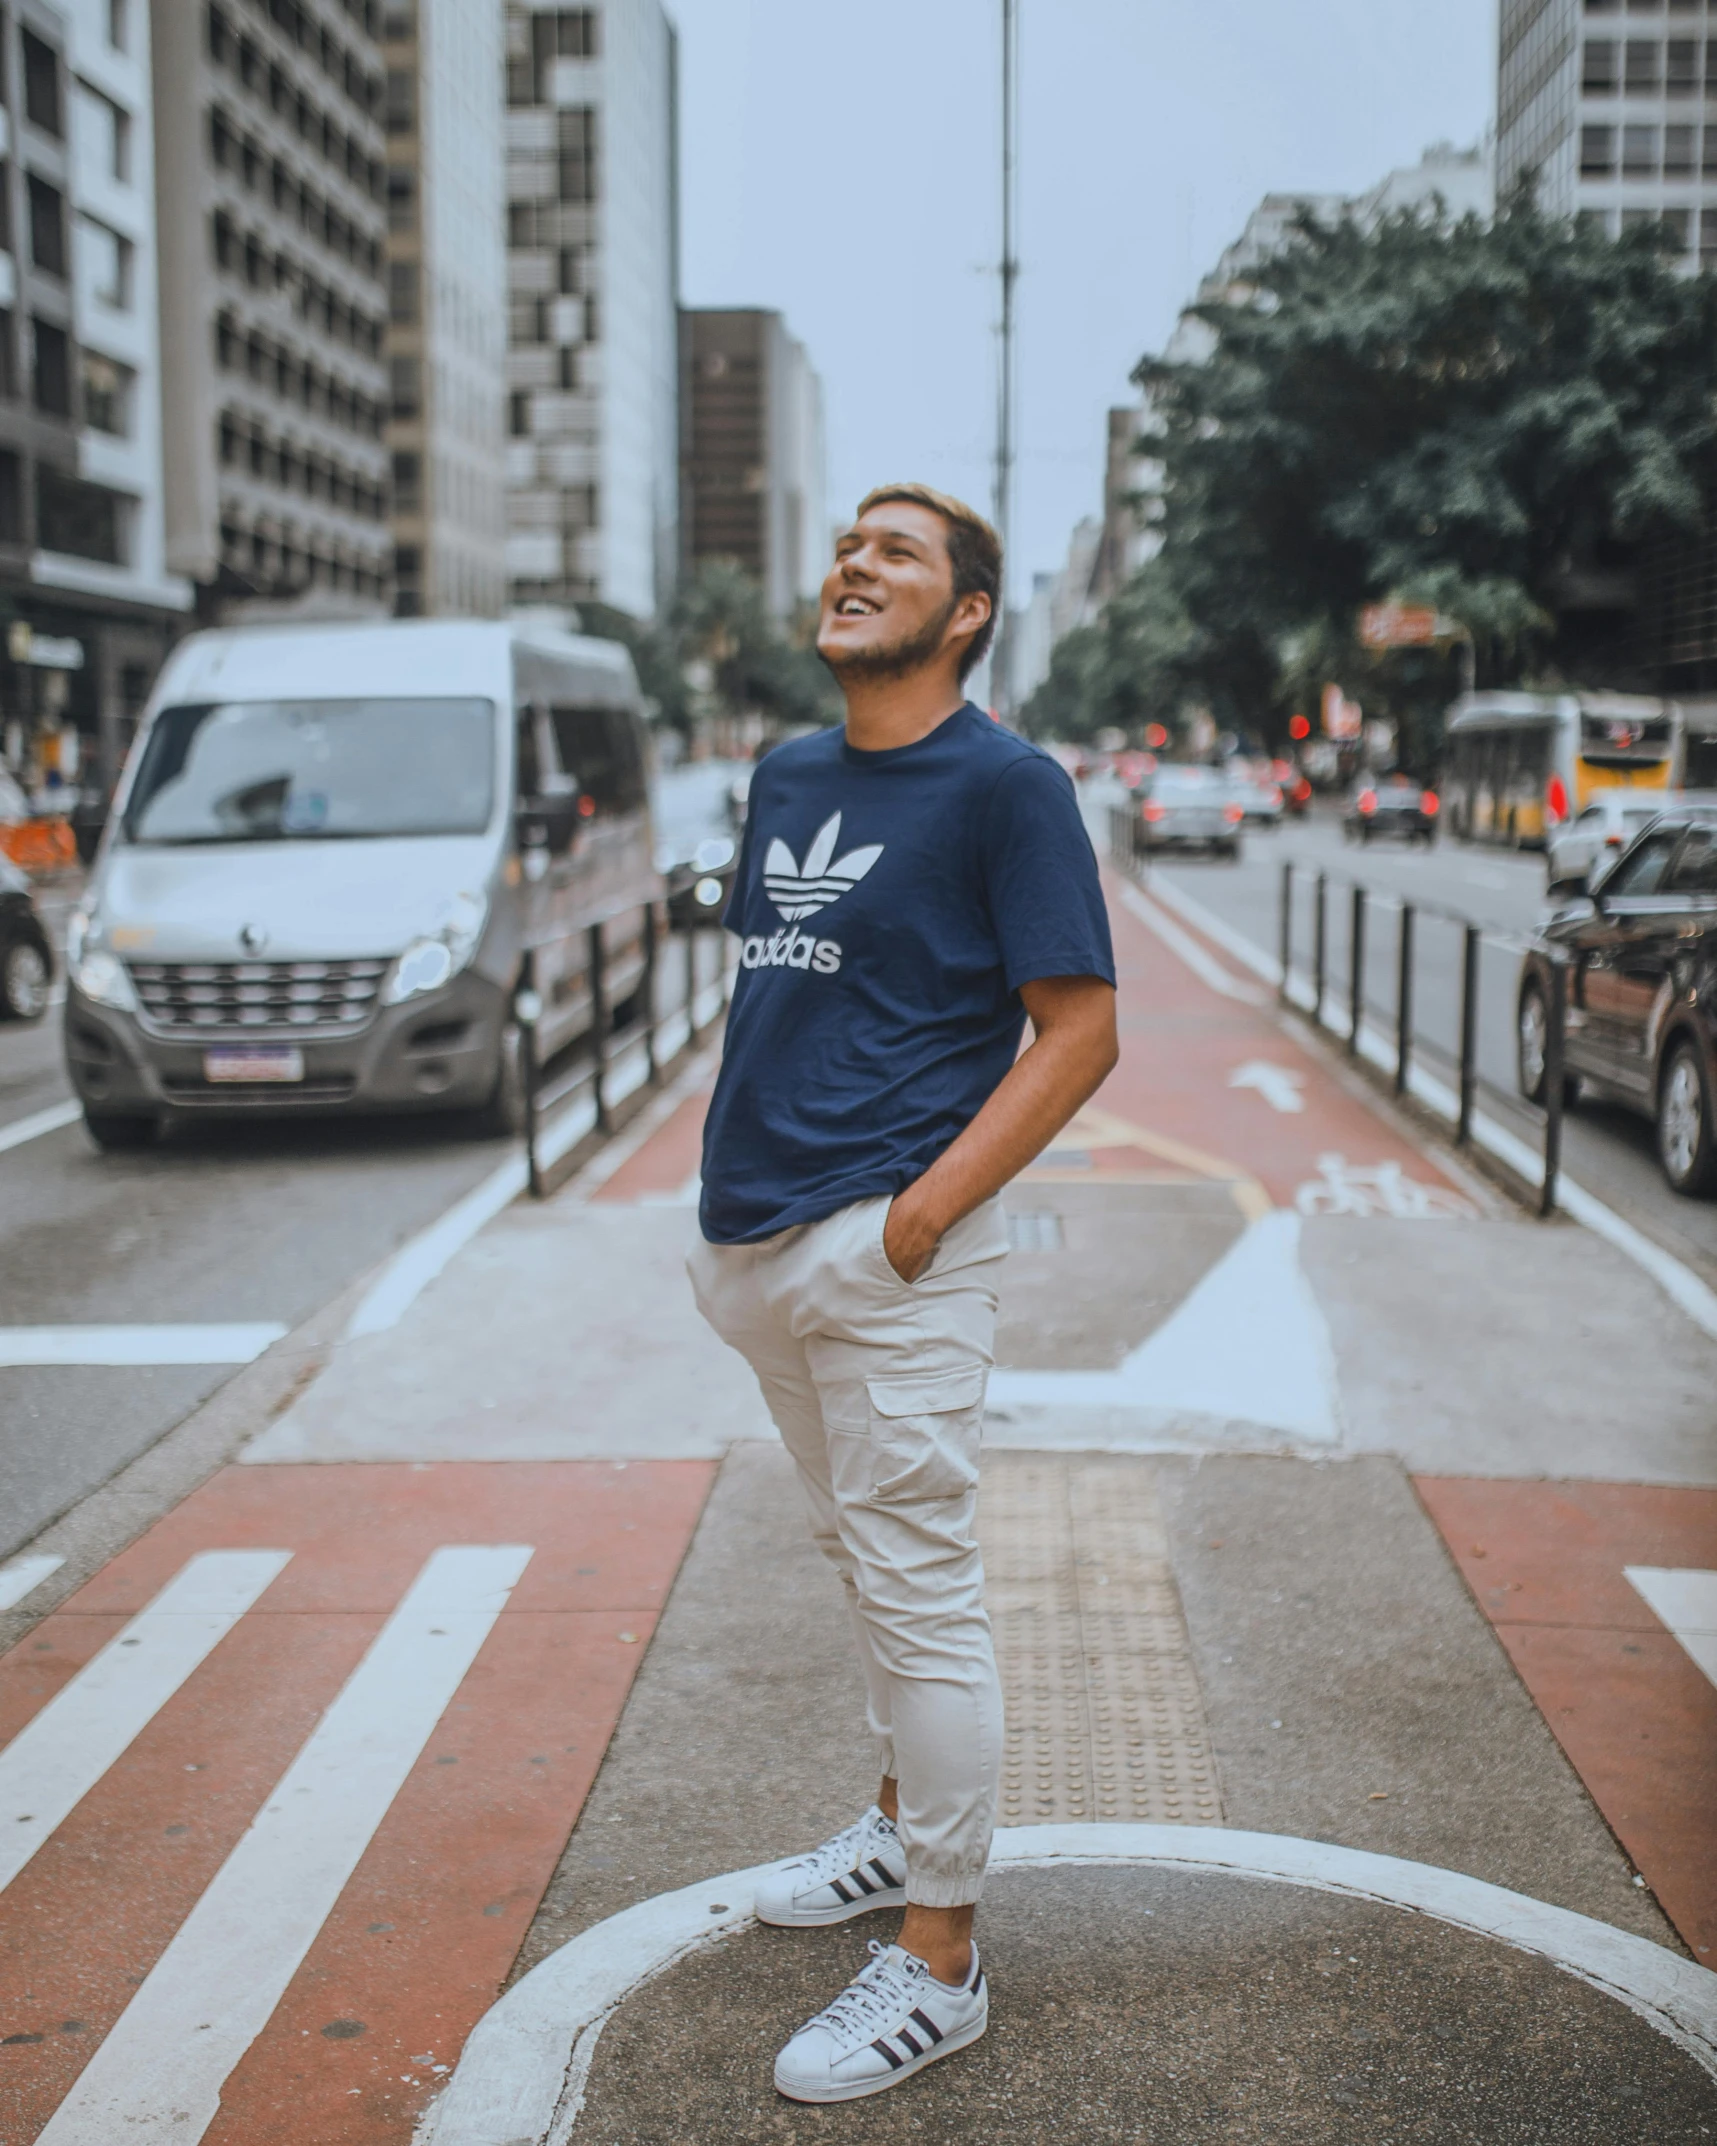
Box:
[124,698,496,844]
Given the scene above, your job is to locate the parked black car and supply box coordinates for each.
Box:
[0,854,52,1019]
[1342,773,1439,845]
[1518,804,1717,1194]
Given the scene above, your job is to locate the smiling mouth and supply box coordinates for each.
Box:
[834,596,880,618]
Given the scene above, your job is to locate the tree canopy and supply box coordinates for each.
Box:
[1024,200,1717,757]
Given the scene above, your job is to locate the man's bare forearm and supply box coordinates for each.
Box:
[883,975,1118,1281]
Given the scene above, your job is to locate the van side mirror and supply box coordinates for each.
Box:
[515,795,578,857]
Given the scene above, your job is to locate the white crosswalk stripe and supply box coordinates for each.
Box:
[35,1543,534,2146]
[0,1550,292,1895]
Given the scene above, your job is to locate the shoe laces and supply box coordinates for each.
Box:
[803,1942,926,2051]
[791,1807,893,1885]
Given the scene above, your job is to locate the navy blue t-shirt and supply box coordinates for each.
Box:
[698,704,1116,1244]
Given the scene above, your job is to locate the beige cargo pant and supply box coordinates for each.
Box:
[688,1192,1009,1908]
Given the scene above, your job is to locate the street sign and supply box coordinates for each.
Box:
[1359,603,1440,649]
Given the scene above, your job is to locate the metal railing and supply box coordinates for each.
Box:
[1107,800,1567,1215]
[517,902,735,1200]
[1275,861,1566,1216]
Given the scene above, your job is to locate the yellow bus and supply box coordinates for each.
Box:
[1442,691,1679,849]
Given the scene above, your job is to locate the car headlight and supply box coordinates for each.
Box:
[382,890,488,1006]
[72,945,138,1012]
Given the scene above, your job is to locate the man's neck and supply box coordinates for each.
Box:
[840,668,968,754]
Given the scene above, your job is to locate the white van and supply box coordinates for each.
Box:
[63,619,660,1148]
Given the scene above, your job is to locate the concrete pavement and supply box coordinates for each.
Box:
[1,866,1714,2141]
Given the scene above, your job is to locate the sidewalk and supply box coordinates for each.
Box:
[1,869,1714,2142]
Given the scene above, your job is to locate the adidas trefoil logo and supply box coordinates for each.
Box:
[763,813,884,922]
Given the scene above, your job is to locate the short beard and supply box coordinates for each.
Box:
[819,594,963,687]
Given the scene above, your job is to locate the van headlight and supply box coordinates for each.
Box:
[67,908,139,1011]
[72,945,138,1012]
[382,890,488,1007]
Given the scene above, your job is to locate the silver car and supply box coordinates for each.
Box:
[1135,765,1245,859]
[1544,792,1715,892]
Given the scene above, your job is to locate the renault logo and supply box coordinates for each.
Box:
[239,923,269,954]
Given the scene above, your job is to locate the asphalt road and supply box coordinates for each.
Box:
[1125,801,1717,1292]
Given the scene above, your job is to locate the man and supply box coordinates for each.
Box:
[688,483,1118,2104]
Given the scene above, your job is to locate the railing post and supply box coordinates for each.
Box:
[588,919,608,1133]
[1395,902,1415,1096]
[517,950,542,1200]
[642,898,660,1086]
[1278,860,1293,1008]
[684,921,701,1044]
[1348,884,1366,1055]
[1313,873,1328,1027]
[1540,954,1567,1218]
[1457,924,1480,1146]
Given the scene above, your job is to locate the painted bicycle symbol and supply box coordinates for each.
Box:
[1294,1153,1475,1220]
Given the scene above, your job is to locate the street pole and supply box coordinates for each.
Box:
[991,0,1019,717]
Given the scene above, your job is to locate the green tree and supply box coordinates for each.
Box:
[1140,199,1717,711]
[581,561,841,740]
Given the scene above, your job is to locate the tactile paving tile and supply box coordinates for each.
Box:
[980,1452,1224,1826]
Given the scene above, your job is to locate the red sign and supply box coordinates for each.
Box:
[1359,603,1440,649]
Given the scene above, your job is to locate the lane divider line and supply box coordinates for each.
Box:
[0,1098,82,1157]
[0,1550,292,1895]
[346,1031,726,1338]
[0,1553,64,1613]
[37,1543,534,2146]
[1144,868,1717,1345]
[416,1823,1717,2143]
[0,1323,288,1368]
[1117,880,1266,1003]
[344,1158,530,1339]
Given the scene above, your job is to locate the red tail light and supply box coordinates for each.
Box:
[1293,777,1312,802]
[1358,789,1378,814]
[1142,801,1167,823]
[1223,802,1244,823]
[1546,773,1569,824]
[1421,789,1439,815]
[1605,832,1624,847]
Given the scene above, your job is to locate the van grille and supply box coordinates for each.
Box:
[127,959,389,1034]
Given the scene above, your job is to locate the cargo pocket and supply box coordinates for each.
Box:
[864,1363,987,1505]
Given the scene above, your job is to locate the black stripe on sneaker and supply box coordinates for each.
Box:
[908,2007,944,2045]
[971,1967,984,1997]
[846,1867,877,1896]
[870,2039,905,2071]
[827,1877,855,1904]
[868,1859,901,1888]
[895,2027,924,2057]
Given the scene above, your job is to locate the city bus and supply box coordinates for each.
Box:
[1442,691,1680,849]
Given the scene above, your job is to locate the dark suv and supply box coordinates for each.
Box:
[1518,805,1717,1194]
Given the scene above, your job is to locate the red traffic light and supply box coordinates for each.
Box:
[1144,722,1169,749]
[1288,713,1311,740]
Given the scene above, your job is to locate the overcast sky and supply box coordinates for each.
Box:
[668,0,1498,604]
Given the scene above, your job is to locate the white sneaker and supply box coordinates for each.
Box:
[774,1940,987,2103]
[754,1806,908,1928]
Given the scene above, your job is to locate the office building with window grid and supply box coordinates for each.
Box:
[0,0,189,809]
[381,0,506,617]
[152,0,392,615]
[503,1,678,619]
[1499,0,1717,268]
[681,308,825,622]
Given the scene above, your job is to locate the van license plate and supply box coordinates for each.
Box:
[203,1047,305,1083]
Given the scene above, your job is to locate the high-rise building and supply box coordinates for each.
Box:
[0,0,189,802]
[503,1,678,620]
[1498,0,1713,267]
[381,0,506,618]
[152,0,392,617]
[681,307,826,621]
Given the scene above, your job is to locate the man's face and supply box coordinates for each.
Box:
[816,503,985,683]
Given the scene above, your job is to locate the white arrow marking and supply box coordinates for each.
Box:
[1229,1061,1305,1113]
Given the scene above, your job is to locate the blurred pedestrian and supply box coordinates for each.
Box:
[689,482,1117,2103]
